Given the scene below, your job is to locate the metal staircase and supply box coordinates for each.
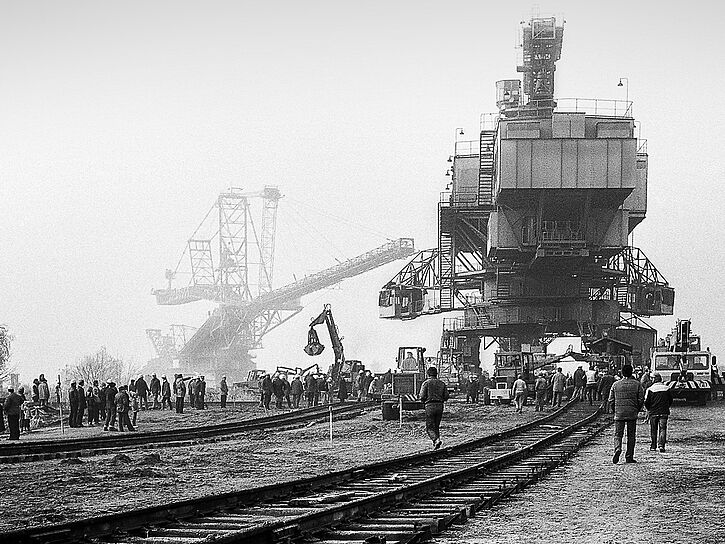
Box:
[479,130,496,205]
[439,218,455,311]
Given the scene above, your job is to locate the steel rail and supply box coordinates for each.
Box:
[0,401,375,463]
[4,401,605,543]
[234,404,604,543]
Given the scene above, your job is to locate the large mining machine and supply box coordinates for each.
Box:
[379,15,675,380]
[151,185,415,381]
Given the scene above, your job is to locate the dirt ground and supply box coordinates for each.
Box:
[436,402,725,544]
[15,402,268,442]
[1,399,545,532]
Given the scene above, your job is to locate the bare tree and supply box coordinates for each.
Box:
[64,346,140,386]
[0,324,13,383]
[117,355,142,387]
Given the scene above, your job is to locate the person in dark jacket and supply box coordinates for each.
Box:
[303,374,317,407]
[290,376,304,408]
[161,376,172,410]
[197,376,206,409]
[272,375,284,408]
[4,387,23,440]
[317,375,329,405]
[573,366,587,401]
[419,366,450,450]
[598,371,616,413]
[115,385,134,432]
[68,382,79,428]
[337,377,349,403]
[150,374,161,409]
[219,376,229,409]
[261,374,273,410]
[32,379,40,403]
[98,382,107,421]
[103,381,118,431]
[608,364,645,464]
[76,380,87,427]
[135,375,149,410]
[86,382,97,425]
[644,373,673,453]
[466,376,480,404]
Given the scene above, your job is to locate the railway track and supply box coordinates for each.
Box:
[6,401,609,544]
[0,401,375,464]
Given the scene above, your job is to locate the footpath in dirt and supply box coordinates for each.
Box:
[436,402,725,544]
[1,399,545,532]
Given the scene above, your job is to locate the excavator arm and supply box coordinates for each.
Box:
[304,304,346,384]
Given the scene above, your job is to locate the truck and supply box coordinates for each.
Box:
[489,347,576,404]
[650,319,715,405]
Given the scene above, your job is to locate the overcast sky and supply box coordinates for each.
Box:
[2,1,724,380]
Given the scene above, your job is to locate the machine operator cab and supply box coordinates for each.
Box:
[379,286,426,319]
[381,346,427,420]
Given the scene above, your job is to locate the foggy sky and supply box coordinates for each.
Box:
[2,0,724,380]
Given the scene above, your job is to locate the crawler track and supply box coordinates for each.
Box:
[6,401,609,543]
[0,402,374,464]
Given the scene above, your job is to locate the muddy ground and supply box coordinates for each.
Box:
[436,402,725,544]
[1,399,544,531]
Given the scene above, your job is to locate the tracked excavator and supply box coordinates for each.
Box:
[304,304,365,389]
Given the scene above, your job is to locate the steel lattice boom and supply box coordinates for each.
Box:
[149,186,414,379]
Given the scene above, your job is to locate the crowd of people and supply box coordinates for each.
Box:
[256,369,386,410]
[2,363,676,456]
[0,372,235,439]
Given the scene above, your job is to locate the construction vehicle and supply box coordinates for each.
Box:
[489,347,576,404]
[304,304,365,388]
[650,319,714,405]
[381,347,428,420]
[232,369,267,402]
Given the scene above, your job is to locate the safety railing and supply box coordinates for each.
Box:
[440,191,479,207]
[554,97,633,118]
[454,140,480,156]
[480,112,500,132]
[461,293,485,306]
[481,98,635,124]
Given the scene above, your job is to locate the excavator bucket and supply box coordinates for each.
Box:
[304,327,325,356]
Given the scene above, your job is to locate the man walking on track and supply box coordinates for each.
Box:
[608,364,644,464]
[644,373,673,453]
[551,367,566,407]
[419,366,450,450]
[512,374,528,413]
